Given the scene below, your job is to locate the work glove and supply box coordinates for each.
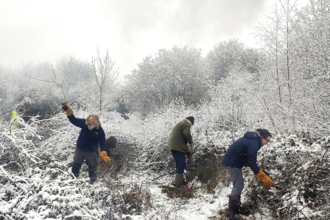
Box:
[62,103,73,116]
[100,151,111,164]
[255,169,274,189]
[185,149,192,159]
[263,170,273,179]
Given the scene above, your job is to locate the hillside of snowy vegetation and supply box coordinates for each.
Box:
[2,0,330,219]
[1,105,330,220]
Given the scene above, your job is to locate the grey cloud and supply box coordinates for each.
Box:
[0,0,272,76]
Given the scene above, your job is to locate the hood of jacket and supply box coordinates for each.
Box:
[243,131,262,148]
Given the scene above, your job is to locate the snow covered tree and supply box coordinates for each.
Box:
[206,39,261,82]
[124,45,209,115]
[55,55,93,99]
[207,39,241,82]
[255,0,304,134]
[0,65,12,119]
[89,48,119,113]
[5,62,62,119]
[292,0,330,136]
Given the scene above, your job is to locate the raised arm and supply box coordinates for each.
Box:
[62,103,85,128]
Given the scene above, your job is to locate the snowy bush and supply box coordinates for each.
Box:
[240,134,330,219]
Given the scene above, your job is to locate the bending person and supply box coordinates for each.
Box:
[222,129,274,219]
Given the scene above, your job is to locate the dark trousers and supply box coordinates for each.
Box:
[72,147,98,182]
[171,150,186,173]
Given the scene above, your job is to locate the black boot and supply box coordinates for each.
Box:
[228,198,239,220]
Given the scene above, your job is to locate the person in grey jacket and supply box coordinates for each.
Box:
[168,116,194,190]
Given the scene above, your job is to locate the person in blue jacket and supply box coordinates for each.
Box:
[62,103,111,184]
[222,129,274,220]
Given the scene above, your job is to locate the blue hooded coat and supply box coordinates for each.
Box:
[222,131,262,174]
[68,114,106,152]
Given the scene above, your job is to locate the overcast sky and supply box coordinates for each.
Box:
[0,0,273,79]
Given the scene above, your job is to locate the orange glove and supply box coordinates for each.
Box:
[62,103,73,116]
[255,170,274,189]
[100,151,111,164]
[185,149,192,159]
[263,170,273,179]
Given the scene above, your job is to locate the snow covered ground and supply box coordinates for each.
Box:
[1,110,330,219]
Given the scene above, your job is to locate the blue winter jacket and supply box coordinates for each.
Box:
[222,131,262,174]
[68,114,106,152]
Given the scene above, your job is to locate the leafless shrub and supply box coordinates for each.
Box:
[243,135,330,220]
[186,147,228,193]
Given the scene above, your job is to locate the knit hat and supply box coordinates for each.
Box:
[186,116,194,125]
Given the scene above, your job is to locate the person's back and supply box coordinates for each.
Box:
[222,131,261,174]
[169,119,193,153]
[169,117,194,190]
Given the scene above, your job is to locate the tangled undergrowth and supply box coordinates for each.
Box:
[186,147,228,194]
[239,135,330,220]
[2,111,330,219]
[0,115,142,220]
[160,185,195,199]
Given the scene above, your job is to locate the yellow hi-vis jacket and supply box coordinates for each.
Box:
[9,111,22,131]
